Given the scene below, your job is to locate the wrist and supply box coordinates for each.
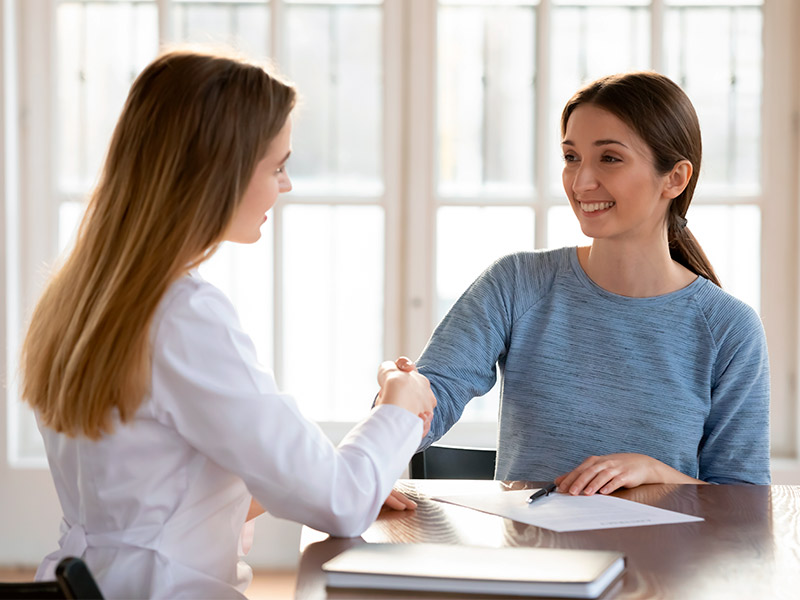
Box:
[654,459,701,485]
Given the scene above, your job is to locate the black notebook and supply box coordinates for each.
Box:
[323,543,625,598]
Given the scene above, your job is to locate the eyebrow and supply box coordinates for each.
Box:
[561,139,629,149]
[279,150,292,164]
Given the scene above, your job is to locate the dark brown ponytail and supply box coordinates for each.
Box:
[561,71,721,287]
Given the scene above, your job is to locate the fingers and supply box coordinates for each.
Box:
[395,356,417,372]
[377,357,416,387]
[419,411,433,438]
[556,454,655,496]
[375,359,436,417]
[558,456,618,496]
[383,489,417,511]
[598,476,627,495]
[377,360,398,386]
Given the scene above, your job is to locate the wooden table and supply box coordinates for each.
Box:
[295,480,800,599]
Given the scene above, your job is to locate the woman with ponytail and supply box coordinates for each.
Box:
[22,48,435,599]
[403,71,769,497]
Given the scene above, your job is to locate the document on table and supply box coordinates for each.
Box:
[431,489,703,532]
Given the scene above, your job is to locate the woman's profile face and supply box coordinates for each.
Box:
[561,104,673,244]
[226,117,293,244]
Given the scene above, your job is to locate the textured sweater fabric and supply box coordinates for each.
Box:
[418,247,771,484]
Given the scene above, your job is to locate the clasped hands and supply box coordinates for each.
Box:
[375,356,436,511]
[374,356,436,438]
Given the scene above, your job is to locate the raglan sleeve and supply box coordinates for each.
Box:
[150,280,423,537]
[700,302,771,484]
[416,255,520,450]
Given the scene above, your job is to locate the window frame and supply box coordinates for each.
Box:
[402,0,800,478]
[3,0,799,483]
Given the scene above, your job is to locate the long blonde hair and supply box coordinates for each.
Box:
[21,49,296,439]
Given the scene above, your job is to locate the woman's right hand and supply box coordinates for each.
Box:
[375,357,436,436]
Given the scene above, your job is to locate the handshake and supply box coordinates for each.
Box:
[375,357,437,437]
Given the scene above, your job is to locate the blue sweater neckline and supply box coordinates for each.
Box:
[567,246,706,305]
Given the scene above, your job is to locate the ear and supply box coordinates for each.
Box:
[661,160,693,200]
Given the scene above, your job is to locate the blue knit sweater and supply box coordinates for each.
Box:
[418,247,771,484]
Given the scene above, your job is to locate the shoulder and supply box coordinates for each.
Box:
[690,281,765,344]
[159,273,237,320]
[490,246,572,273]
[688,281,767,375]
[150,274,277,400]
[152,274,241,344]
[480,247,573,292]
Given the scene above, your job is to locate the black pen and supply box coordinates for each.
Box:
[527,482,557,505]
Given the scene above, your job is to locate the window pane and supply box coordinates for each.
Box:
[282,205,385,420]
[171,0,270,58]
[285,4,382,194]
[685,205,760,312]
[664,5,762,194]
[438,4,535,195]
[549,3,649,194]
[436,206,534,317]
[58,201,84,255]
[440,1,538,5]
[56,1,157,193]
[547,205,591,249]
[199,228,275,369]
[553,0,648,5]
[287,0,380,4]
[436,206,534,422]
[665,0,761,6]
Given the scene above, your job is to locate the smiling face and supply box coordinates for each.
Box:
[225,116,293,244]
[561,104,674,244]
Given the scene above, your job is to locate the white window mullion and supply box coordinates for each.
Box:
[3,0,22,465]
[272,0,286,388]
[535,0,551,249]
[762,0,800,480]
[403,0,437,357]
[383,0,403,359]
[651,0,664,72]
[24,0,58,309]
[157,0,170,44]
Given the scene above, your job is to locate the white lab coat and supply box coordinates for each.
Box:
[34,273,422,599]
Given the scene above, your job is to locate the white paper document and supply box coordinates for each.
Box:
[432,489,704,532]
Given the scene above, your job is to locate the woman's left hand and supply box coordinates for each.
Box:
[383,488,417,511]
[555,453,702,496]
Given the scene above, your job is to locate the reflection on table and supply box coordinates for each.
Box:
[295,480,800,600]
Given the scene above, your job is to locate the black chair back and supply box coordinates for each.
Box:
[0,557,104,600]
[409,444,497,479]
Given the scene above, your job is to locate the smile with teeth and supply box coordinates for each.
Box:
[579,201,615,213]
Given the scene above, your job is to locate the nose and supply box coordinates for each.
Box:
[279,171,292,193]
[568,162,599,195]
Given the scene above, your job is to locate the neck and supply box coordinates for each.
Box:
[578,237,696,298]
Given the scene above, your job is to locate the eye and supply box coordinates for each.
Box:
[275,166,286,175]
[562,153,578,163]
[601,155,621,163]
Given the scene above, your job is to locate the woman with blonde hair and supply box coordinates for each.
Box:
[22,49,435,599]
